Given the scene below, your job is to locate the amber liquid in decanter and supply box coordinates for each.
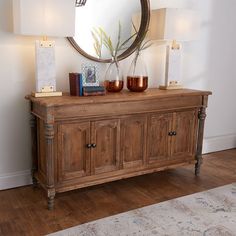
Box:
[104,80,124,92]
[127,76,148,92]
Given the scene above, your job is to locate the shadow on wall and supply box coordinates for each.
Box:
[179,0,213,89]
[204,0,236,137]
[0,0,13,33]
[143,0,206,87]
[0,0,37,45]
[150,0,197,10]
[150,0,236,146]
[0,0,33,175]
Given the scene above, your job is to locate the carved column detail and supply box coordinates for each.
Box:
[44,123,56,210]
[30,114,38,187]
[195,107,206,176]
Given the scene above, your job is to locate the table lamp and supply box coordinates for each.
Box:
[13,0,75,97]
[149,8,199,89]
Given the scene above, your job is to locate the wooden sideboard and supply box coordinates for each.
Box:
[26,88,211,209]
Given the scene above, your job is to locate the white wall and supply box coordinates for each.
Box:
[0,0,235,190]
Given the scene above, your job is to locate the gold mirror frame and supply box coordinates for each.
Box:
[68,0,150,63]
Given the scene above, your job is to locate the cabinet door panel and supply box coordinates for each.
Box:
[57,122,90,182]
[147,113,172,164]
[171,110,198,159]
[91,119,120,175]
[121,116,147,168]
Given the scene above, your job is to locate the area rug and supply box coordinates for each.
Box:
[49,183,236,236]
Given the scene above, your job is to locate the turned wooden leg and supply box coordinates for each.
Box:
[195,156,203,176]
[195,105,207,176]
[32,175,38,188]
[47,189,56,210]
[45,123,55,209]
[30,113,38,187]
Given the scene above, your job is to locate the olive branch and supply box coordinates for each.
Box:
[131,22,153,74]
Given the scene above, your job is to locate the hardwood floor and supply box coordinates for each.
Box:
[0,149,236,236]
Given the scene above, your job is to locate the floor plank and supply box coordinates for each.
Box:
[0,149,236,236]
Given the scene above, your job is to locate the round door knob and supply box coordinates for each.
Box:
[91,143,97,148]
[168,132,173,136]
[172,131,177,136]
[86,144,92,148]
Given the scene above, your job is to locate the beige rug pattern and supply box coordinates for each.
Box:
[49,183,236,236]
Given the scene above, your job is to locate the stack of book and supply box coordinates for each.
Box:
[83,86,106,96]
[69,72,106,97]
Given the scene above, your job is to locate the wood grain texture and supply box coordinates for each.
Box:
[30,114,37,187]
[171,110,198,160]
[121,116,147,169]
[26,89,211,107]
[26,89,211,209]
[57,122,91,182]
[91,119,120,175]
[44,123,55,210]
[195,107,207,175]
[147,113,172,163]
[38,119,46,178]
[0,149,235,236]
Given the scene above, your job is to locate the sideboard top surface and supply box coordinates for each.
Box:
[26,88,212,108]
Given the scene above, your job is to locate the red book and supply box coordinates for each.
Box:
[69,73,83,96]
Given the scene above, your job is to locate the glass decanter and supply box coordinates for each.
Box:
[127,51,148,92]
[104,57,124,92]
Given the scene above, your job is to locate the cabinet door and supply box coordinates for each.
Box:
[147,113,172,164]
[91,119,120,175]
[57,122,90,182]
[121,116,147,169]
[171,110,198,160]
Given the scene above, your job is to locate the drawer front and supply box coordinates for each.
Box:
[54,96,203,121]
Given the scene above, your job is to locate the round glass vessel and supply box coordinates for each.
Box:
[127,52,148,92]
[104,58,124,92]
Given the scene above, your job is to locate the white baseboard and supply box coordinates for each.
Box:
[0,170,32,191]
[203,134,236,154]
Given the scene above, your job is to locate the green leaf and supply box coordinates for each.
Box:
[132,21,138,33]
[92,21,143,59]
[91,27,104,58]
[140,40,153,51]
[115,21,122,57]
[118,32,137,51]
[130,22,154,55]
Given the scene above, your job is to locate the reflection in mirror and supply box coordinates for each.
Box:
[73,0,141,60]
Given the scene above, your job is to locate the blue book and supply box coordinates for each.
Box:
[79,74,83,96]
[83,86,105,92]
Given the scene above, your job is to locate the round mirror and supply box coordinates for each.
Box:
[68,0,150,63]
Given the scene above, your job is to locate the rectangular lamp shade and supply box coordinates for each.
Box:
[13,0,75,37]
[148,8,199,41]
